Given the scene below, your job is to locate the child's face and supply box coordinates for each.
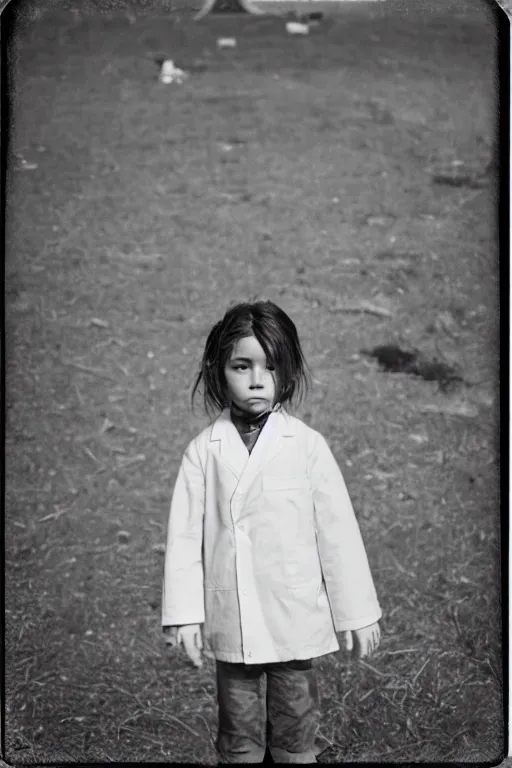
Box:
[224,335,276,415]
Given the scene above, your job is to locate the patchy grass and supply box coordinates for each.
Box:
[4,0,502,763]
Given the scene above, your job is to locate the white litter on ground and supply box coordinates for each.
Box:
[18,158,38,171]
[286,21,309,35]
[217,37,237,48]
[14,151,38,171]
[159,60,189,84]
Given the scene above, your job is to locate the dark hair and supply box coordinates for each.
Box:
[192,301,310,415]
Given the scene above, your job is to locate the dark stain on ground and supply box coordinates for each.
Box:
[432,172,489,189]
[361,344,464,392]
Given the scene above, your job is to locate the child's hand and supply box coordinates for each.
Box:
[165,624,203,668]
[341,622,381,658]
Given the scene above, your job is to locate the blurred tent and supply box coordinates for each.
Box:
[195,0,266,19]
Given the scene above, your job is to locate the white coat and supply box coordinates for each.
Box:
[162,408,382,664]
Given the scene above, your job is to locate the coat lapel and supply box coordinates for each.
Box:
[210,409,248,479]
[209,408,296,492]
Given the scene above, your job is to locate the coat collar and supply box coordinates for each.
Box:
[209,407,296,486]
[210,406,296,442]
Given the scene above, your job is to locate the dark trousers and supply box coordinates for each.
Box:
[216,659,320,764]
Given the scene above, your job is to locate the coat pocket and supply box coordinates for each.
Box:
[261,476,316,584]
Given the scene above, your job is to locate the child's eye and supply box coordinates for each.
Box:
[234,364,248,371]
[267,365,276,372]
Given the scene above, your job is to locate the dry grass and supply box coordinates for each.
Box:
[4,0,502,763]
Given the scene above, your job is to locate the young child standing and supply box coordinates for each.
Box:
[162,301,382,764]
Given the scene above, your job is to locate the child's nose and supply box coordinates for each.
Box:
[250,367,264,388]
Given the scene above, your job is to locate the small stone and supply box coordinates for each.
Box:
[398,490,418,501]
[409,434,428,444]
[90,317,109,329]
[117,530,131,544]
[367,215,391,227]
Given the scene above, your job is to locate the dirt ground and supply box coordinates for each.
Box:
[4,0,504,763]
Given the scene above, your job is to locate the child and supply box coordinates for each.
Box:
[162,300,382,764]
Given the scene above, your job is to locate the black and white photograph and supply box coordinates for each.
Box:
[3,0,505,763]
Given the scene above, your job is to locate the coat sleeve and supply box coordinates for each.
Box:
[308,431,382,632]
[162,438,206,627]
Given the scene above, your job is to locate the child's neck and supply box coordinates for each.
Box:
[230,403,271,433]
